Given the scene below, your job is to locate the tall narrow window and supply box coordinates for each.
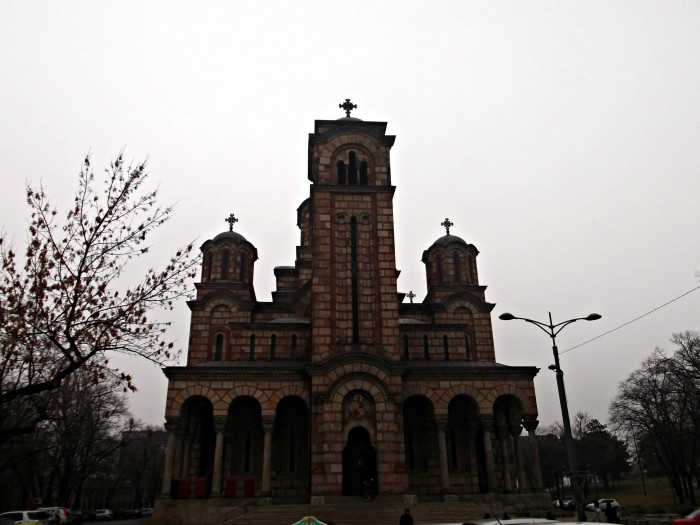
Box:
[239,253,247,282]
[337,160,347,185]
[348,151,358,185]
[402,335,409,361]
[291,335,298,360]
[249,334,255,361]
[423,335,430,361]
[437,255,444,284]
[443,335,450,361]
[453,252,461,282]
[221,251,229,279]
[215,334,224,361]
[206,257,212,282]
[465,335,473,361]
[350,216,359,343]
[360,161,368,185]
[270,334,276,361]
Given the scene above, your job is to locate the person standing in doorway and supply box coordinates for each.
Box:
[400,508,413,525]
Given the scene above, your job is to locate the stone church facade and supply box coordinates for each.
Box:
[159,105,544,505]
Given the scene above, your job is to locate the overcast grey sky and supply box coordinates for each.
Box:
[2,1,699,430]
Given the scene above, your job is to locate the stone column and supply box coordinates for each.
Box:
[495,414,512,493]
[523,416,543,491]
[211,419,226,497]
[436,417,451,495]
[160,419,177,497]
[481,417,496,491]
[261,418,275,496]
[510,424,526,493]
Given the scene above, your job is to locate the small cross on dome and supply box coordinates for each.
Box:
[441,218,454,235]
[225,213,238,232]
[407,290,416,304]
[339,98,357,117]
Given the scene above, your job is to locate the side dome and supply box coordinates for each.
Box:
[212,230,248,244]
[430,233,468,248]
[199,215,258,285]
[421,221,479,288]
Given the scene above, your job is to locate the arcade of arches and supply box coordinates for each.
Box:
[160,107,545,504]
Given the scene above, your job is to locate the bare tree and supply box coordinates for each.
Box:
[0,153,198,437]
[609,333,699,505]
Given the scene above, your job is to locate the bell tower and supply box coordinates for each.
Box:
[307,100,399,361]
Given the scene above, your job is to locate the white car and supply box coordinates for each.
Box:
[586,499,621,511]
[435,519,560,525]
[0,511,51,525]
[93,510,113,522]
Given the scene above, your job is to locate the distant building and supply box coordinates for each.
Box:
[159,105,544,504]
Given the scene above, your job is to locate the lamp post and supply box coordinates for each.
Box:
[499,311,601,522]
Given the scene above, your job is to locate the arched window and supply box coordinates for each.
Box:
[443,335,450,361]
[221,250,229,279]
[270,334,276,361]
[465,334,473,361]
[337,160,347,185]
[239,253,247,282]
[402,335,409,361]
[348,151,358,185]
[291,334,298,360]
[360,161,368,185]
[423,335,430,361]
[437,255,444,284]
[205,257,212,282]
[453,252,461,282]
[249,334,255,361]
[214,334,224,361]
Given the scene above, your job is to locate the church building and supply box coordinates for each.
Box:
[158,102,544,508]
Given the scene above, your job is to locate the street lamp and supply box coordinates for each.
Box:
[499,311,601,522]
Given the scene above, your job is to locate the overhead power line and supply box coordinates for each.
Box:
[561,284,700,355]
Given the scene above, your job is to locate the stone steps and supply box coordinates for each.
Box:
[225,500,495,525]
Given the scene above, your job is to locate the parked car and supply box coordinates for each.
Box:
[138,509,153,518]
[38,509,70,525]
[586,499,621,511]
[0,511,52,525]
[440,519,559,525]
[69,511,94,525]
[672,509,700,525]
[92,510,112,522]
[553,499,576,510]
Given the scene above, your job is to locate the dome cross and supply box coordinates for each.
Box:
[225,213,239,231]
[441,218,454,235]
[339,98,357,117]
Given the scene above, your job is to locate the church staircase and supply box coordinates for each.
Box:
[224,499,495,525]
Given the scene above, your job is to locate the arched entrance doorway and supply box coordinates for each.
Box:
[342,426,377,495]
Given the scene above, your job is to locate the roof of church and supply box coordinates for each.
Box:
[212,230,248,243]
[431,233,468,247]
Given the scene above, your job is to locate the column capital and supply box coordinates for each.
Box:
[435,416,449,430]
[214,417,227,433]
[481,416,494,432]
[262,418,275,433]
[164,418,178,433]
[522,416,539,432]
